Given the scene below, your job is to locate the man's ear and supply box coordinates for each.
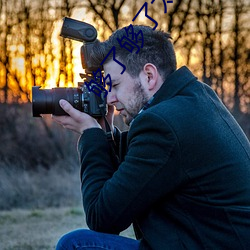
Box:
[143,63,159,91]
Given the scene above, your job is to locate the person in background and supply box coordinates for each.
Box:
[53,25,250,250]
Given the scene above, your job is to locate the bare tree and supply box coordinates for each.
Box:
[55,0,78,87]
[0,0,249,116]
[161,0,249,114]
[82,0,128,39]
[0,0,9,102]
[231,0,249,116]
[0,0,30,102]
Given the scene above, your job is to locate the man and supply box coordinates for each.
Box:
[53,25,250,249]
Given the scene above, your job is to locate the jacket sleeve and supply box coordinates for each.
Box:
[78,111,186,234]
[112,127,128,163]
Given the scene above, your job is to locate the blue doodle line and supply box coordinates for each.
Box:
[100,46,126,74]
[151,0,173,14]
[84,68,112,98]
[85,0,173,98]
[132,2,158,30]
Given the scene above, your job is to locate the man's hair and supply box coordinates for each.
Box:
[90,25,177,81]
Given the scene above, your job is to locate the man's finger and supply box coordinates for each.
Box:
[59,99,73,114]
[59,99,84,121]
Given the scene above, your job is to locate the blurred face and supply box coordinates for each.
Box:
[104,61,150,125]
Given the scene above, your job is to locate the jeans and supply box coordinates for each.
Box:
[56,229,140,250]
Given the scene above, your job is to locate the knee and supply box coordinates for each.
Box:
[56,231,72,250]
[56,229,88,250]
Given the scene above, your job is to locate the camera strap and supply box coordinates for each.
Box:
[98,99,118,164]
[103,115,121,166]
[103,116,116,145]
[98,103,116,146]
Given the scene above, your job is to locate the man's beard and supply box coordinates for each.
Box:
[122,80,150,125]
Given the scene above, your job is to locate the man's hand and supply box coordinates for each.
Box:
[52,99,101,134]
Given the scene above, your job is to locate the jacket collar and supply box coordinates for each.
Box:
[129,66,197,126]
[149,66,197,108]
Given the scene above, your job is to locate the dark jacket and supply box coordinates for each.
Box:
[78,66,250,249]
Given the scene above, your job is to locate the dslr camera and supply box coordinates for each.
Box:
[32,17,107,118]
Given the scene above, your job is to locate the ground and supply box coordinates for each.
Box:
[0,207,135,250]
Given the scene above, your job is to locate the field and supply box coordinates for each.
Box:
[0,206,134,250]
[0,103,132,249]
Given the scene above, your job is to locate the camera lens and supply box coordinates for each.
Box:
[32,86,82,117]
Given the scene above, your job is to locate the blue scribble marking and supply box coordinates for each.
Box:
[84,68,113,98]
[103,74,112,92]
[87,1,173,98]
[124,24,144,49]
[100,46,126,74]
[151,0,173,14]
[84,79,108,98]
[132,2,158,30]
[117,36,140,54]
[151,0,166,13]
[93,68,112,92]
[117,24,144,54]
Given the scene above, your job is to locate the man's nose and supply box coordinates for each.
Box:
[107,91,117,105]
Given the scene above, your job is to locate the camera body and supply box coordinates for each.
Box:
[32,17,107,118]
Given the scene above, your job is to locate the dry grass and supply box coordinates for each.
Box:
[0,162,82,210]
[0,207,135,250]
[0,103,133,249]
